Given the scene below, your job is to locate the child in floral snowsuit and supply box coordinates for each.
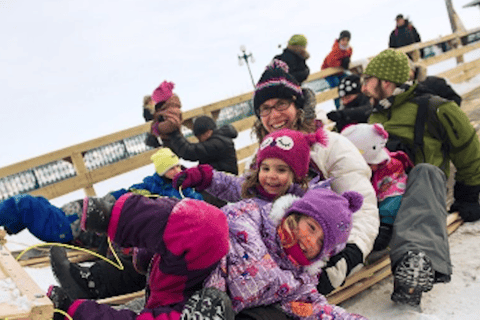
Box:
[47,128,367,320]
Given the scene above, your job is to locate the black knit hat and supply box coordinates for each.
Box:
[193,116,217,136]
[339,30,351,40]
[253,59,304,118]
[338,74,361,97]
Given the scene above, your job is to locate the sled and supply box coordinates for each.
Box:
[0,230,54,320]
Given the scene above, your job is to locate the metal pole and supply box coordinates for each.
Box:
[238,47,256,89]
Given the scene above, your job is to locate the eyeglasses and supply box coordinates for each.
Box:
[258,100,293,117]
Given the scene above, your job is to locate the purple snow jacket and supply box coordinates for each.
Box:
[204,172,367,319]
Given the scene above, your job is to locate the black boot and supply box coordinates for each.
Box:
[181,287,234,320]
[80,197,114,234]
[50,246,94,299]
[373,223,393,251]
[46,285,73,320]
[391,250,434,306]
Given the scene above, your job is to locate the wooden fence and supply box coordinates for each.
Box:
[1,26,480,201]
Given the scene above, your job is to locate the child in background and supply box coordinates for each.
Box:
[149,81,183,145]
[341,123,413,251]
[326,74,373,132]
[47,128,367,320]
[49,148,203,301]
[322,30,353,109]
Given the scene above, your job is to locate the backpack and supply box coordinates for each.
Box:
[386,94,450,172]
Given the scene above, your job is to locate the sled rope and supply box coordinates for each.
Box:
[15,236,124,271]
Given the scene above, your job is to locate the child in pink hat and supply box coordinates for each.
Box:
[150,80,183,142]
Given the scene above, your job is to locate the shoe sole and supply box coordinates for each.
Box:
[391,251,434,306]
[49,246,91,299]
[181,287,234,320]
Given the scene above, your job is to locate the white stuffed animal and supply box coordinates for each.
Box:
[341,123,390,165]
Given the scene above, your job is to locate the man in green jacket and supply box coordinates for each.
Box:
[361,49,480,306]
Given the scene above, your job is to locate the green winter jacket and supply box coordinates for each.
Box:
[369,83,480,186]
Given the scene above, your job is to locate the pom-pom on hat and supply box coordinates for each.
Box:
[152,81,175,104]
[150,148,180,176]
[193,116,217,137]
[256,128,327,181]
[288,34,308,47]
[339,30,351,40]
[285,188,362,264]
[341,123,390,165]
[253,59,304,118]
[338,74,361,97]
[364,49,410,85]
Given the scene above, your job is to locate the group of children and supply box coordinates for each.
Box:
[44,126,373,320]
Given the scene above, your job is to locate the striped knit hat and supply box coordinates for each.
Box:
[253,59,304,118]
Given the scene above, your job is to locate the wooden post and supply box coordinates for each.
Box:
[71,152,96,197]
[445,0,467,63]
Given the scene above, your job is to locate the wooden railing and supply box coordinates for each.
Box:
[1,27,480,201]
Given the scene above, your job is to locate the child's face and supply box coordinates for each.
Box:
[164,165,182,180]
[339,37,350,47]
[294,216,324,260]
[258,158,294,196]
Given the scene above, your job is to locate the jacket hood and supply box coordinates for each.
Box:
[215,124,238,139]
[286,45,310,60]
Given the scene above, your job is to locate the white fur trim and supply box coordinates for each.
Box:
[305,258,327,275]
[268,194,300,226]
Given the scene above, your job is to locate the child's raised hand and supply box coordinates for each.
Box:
[173,164,214,191]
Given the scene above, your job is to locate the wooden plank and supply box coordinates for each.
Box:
[71,151,96,197]
[236,143,259,162]
[437,57,480,79]
[450,64,480,83]
[232,116,256,133]
[97,290,145,305]
[423,41,480,67]
[0,245,54,320]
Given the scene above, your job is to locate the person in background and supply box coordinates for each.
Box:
[362,49,480,305]
[47,128,368,320]
[142,95,155,122]
[148,81,183,147]
[408,59,462,106]
[165,115,238,207]
[326,74,373,132]
[49,148,204,301]
[274,34,311,84]
[322,30,353,109]
[341,123,414,252]
[389,14,422,59]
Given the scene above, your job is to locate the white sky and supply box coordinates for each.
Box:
[1,0,479,205]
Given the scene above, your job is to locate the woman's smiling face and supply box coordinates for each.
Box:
[260,98,298,133]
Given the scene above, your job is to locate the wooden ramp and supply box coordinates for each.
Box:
[0,230,53,320]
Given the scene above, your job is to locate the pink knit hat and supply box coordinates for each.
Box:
[152,81,175,104]
[256,128,327,181]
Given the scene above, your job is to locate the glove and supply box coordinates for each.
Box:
[317,243,364,295]
[327,110,344,122]
[341,57,351,70]
[373,223,393,251]
[173,164,214,192]
[450,182,480,222]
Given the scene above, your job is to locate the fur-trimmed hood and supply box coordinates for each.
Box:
[286,45,310,60]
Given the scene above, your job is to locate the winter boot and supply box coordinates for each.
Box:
[50,246,95,299]
[391,250,434,306]
[181,287,234,320]
[47,285,73,320]
[80,196,114,234]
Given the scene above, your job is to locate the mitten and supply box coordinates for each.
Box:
[80,197,114,234]
[341,57,351,70]
[373,223,393,251]
[47,285,73,320]
[317,243,364,295]
[450,182,480,222]
[173,164,214,192]
[327,110,344,122]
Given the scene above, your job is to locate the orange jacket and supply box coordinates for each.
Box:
[321,39,353,70]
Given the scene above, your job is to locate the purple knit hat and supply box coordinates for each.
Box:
[256,128,328,181]
[253,59,304,118]
[285,188,363,262]
[152,81,175,104]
